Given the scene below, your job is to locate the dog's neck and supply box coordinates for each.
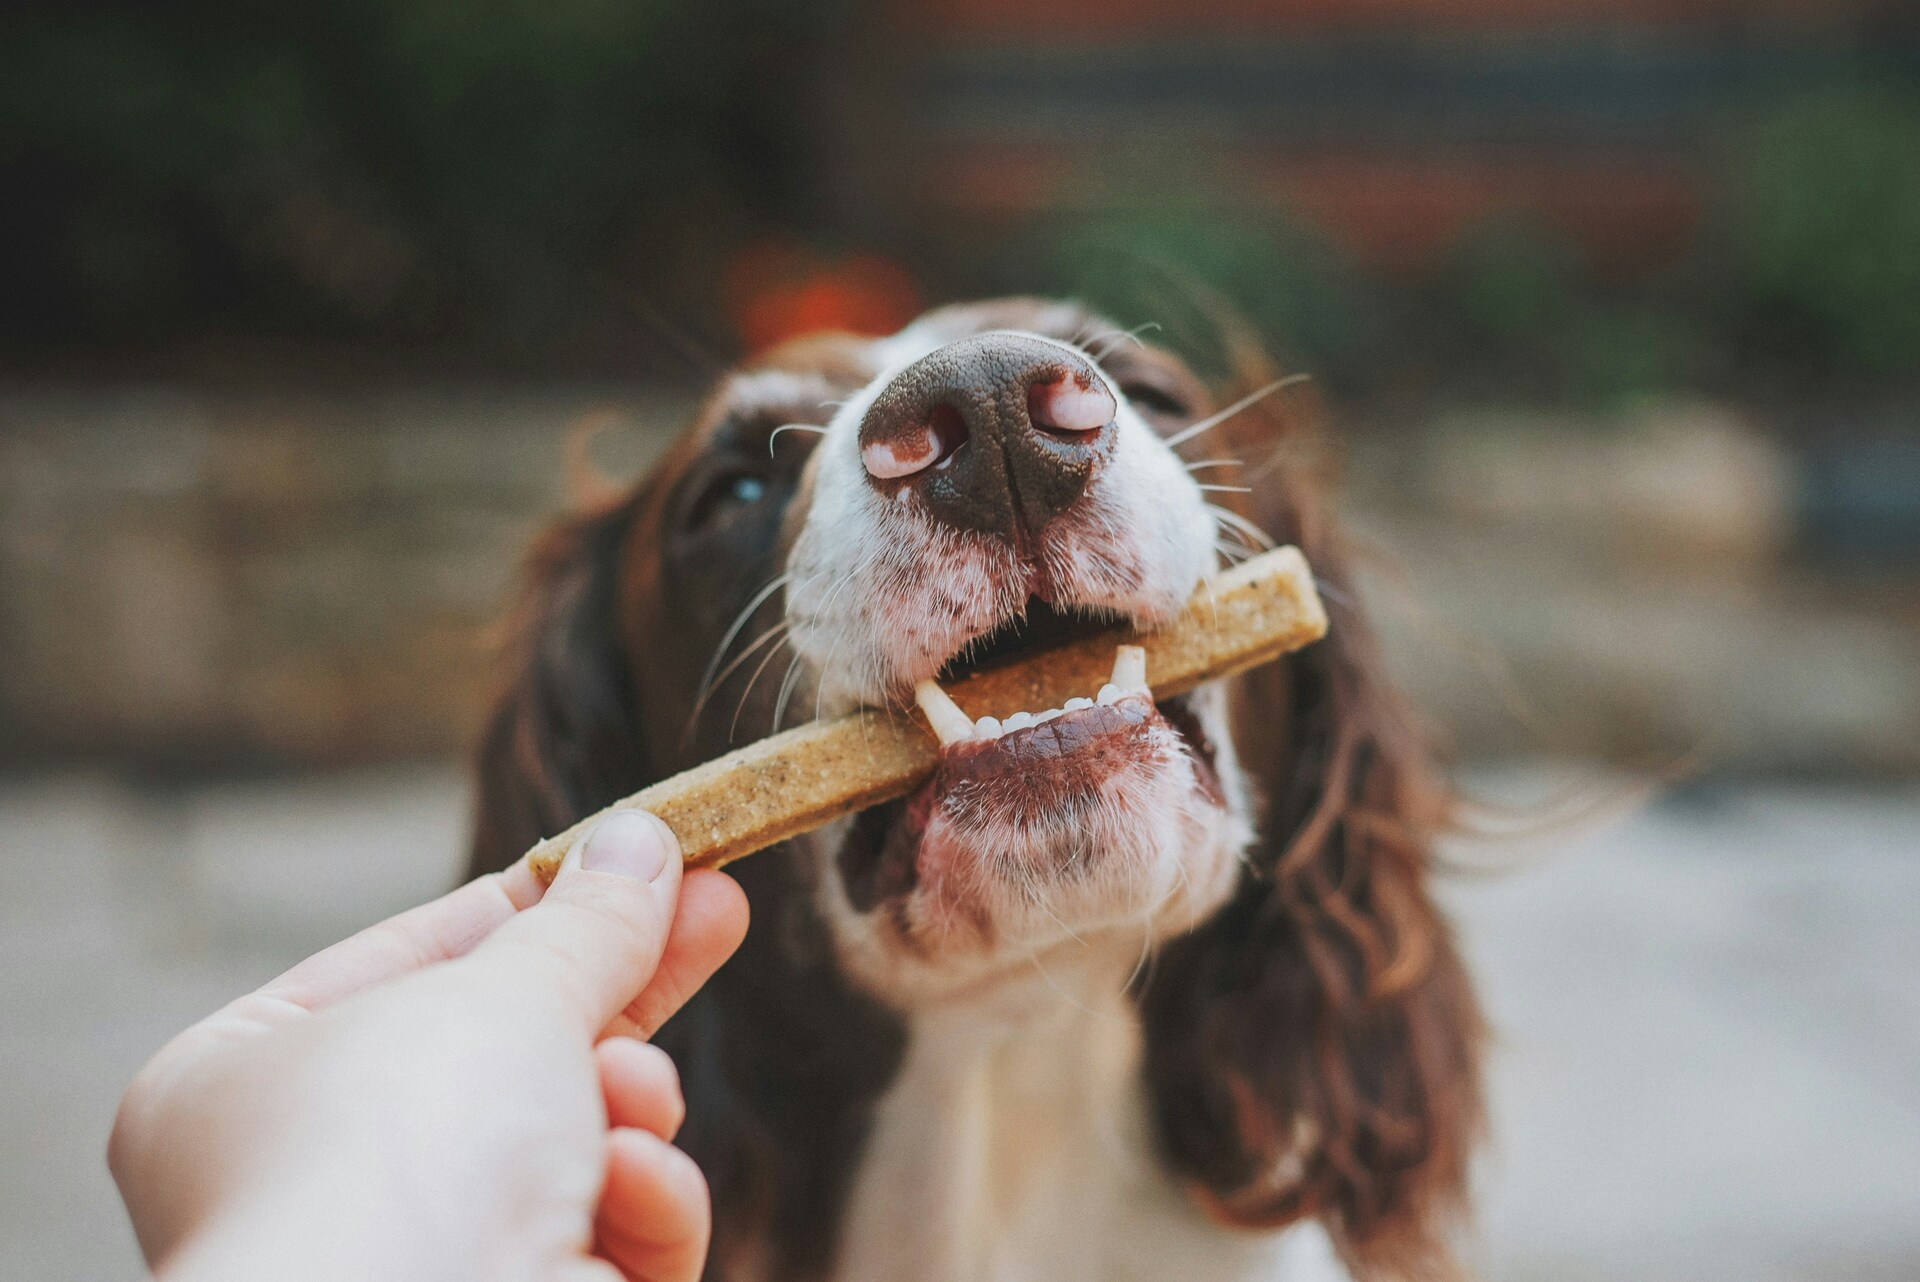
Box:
[829,942,1334,1282]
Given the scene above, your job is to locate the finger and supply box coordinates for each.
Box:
[594,1129,710,1282]
[597,1039,684,1140]
[462,810,684,1034]
[253,859,546,1014]
[602,870,748,1041]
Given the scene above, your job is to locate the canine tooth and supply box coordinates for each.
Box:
[914,679,975,747]
[1064,697,1093,711]
[974,715,1002,739]
[1096,683,1121,706]
[1110,644,1148,693]
[1003,711,1034,731]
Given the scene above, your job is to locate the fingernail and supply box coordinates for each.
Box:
[580,810,673,881]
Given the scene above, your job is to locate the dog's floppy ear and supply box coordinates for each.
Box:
[467,488,657,879]
[1138,366,1485,1279]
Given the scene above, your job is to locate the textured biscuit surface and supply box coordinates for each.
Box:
[526,545,1326,882]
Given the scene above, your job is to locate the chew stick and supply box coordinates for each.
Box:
[526,544,1327,881]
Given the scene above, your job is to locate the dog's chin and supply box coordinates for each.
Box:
[821,692,1251,1006]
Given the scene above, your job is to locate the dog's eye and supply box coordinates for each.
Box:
[1120,381,1191,420]
[686,468,770,532]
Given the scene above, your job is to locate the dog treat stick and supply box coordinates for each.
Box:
[526,544,1327,881]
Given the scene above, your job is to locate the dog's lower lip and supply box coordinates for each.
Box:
[937,694,1154,782]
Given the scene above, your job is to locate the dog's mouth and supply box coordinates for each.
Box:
[910,594,1213,775]
[834,597,1226,923]
[934,596,1120,684]
[914,597,1225,813]
[920,598,1199,793]
[919,662,1218,809]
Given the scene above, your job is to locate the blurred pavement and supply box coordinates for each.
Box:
[1,766,1915,1280]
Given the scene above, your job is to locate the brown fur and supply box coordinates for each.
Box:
[1138,334,1485,1279]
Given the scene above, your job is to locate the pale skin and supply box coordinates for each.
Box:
[108,810,750,1282]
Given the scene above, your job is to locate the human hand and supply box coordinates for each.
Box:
[108,810,748,1282]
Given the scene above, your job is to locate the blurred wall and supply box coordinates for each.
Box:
[4,384,1916,776]
[0,388,683,768]
[885,0,1901,273]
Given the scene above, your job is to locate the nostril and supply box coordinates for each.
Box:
[861,403,970,480]
[925,404,969,468]
[861,429,935,480]
[1028,375,1116,438]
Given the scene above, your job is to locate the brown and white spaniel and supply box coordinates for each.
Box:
[468,299,1484,1282]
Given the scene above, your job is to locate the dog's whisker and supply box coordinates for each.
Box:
[688,621,792,734]
[808,572,861,723]
[768,423,828,455]
[1183,458,1243,474]
[1010,846,1090,955]
[730,628,795,743]
[772,650,807,732]
[691,573,793,738]
[1313,575,1360,614]
[1164,374,1310,450]
[1195,483,1254,494]
[1215,539,1256,566]
[1208,504,1276,550]
[1023,947,1103,1022]
[1087,321,1160,363]
[1244,433,1336,486]
[1211,525,1259,554]
[1126,917,1159,993]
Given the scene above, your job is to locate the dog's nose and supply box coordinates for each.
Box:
[858,333,1117,539]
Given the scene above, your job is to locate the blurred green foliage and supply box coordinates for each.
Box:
[0,1,837,352]
[1022,78,1920,409]
[1444,221,1699,412]
[1029,209,1706,411]
[1724,82,1920,379]
[1037,210,1383,385]
[1,5,1915,404]
[1449,222,1581,347]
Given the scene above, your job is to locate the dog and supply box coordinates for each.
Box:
[468,298,1483,1281]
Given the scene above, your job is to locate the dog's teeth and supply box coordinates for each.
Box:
[1064,697,1093,712]
[914,679,975,747]
[1003,711,1035,731]
[1110,645,1148,693]
[1096,683,1121,706]
[1034,707,1062,725]
[974,715,1002,739]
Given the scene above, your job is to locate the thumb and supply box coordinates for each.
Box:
[463,810,684,1035]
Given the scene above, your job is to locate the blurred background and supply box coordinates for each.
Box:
[2,1,1916,1278]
